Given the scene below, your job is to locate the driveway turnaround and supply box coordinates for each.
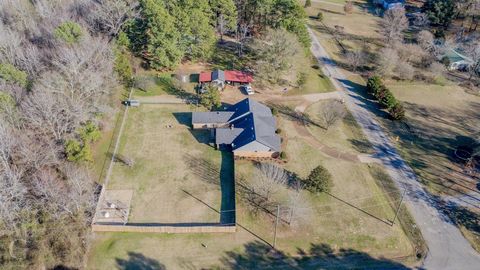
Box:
[307,27,480,269]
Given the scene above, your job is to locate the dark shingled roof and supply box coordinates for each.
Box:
[192,98,280,152]
[216,127,244,145]
[191,98,281,152]
[192,111,234,124]
[211,69,225,82]
[228,112,281,152]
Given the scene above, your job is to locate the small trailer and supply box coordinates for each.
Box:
[122,100,140,107]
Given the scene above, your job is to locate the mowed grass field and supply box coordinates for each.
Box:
[382,81,480,195]
[106,104,224,223]
[305,0,480,251]
[88,98,417,269]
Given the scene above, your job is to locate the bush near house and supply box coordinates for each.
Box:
[200,86,221,110]
[366,76,405,120]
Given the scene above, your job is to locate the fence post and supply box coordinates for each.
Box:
[273,205,280,248]
[392,188,407,226]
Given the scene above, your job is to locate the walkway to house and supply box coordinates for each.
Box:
[267,91,378,164]
[135,95,189,104]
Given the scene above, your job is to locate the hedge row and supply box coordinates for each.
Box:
[366,76,405,120]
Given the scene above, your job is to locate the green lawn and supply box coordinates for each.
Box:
[133,73,197,97]
[286,54,335,95]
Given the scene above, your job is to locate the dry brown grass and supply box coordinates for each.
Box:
[107,104,223,223]
[88,99,417,269]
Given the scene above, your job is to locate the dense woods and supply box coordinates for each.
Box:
[124,0,310,70]
[0,0,309,269]
[0,0,137,268]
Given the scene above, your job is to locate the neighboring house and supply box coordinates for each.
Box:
[192,98,281,158]
[442,48,474,71]
[199,69,253,88]
[375,0,405,10]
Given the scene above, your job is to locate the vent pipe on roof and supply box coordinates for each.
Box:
[230,124,234,129]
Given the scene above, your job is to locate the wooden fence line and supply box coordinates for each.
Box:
[92,224,236,233]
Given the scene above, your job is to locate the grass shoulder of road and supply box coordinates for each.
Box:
[304,100,374,154]
[368,164,428,259]
[285,53,335,95]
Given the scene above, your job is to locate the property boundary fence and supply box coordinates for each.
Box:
[92,224,236,233]
[92,94,237,234]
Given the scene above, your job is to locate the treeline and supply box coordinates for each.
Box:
[123,0,310,70]
[0,0,138,269]
[366,76,405,120]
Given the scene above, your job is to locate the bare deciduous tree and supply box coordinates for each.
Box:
[429,62,446,79]
[89,0,139,36]
[417,30,435,53]
[287,190,312,228]
[21,90,77,141]
[319,100,346,130]
[395,61,415,80]
[377,47,399,77]
[465,42,480,80]
[250,162,288,201]
[345,49,366,72]
[237,23,250,57]
[380,7,408,44]
[412,12,429,27]
[0,122,28,231]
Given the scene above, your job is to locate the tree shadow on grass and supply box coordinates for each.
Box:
[336,79,391,120]
[216,241,412,269]
[265,102,325,129]
[438,199,480,237]
[116,252,165,270]
[183,153,235,225]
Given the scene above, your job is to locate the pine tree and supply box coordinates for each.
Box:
[304,165,333,193]
[139,0,183,69]
[423,0,455,28]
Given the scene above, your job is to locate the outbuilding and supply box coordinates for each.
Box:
[199,69,253,87]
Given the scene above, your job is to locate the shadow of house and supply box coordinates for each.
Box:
[217,241,412,270]
[183,154,235,225]
[116,252,165,270]
[173,112,213,145]
[220,151,236,224]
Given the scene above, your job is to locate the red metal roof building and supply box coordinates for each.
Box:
[199,69,253,84]
[199,72,212,83]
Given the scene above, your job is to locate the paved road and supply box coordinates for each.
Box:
[307,27,480,269]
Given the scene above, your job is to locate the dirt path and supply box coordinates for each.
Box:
[135,95,188,104]
[308,26,480,269]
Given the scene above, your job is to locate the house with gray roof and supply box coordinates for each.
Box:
[192,98,281,158]
[441,48,474,71]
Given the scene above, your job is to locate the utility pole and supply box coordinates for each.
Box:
[392,188,407,226]
[273,205,280,248]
